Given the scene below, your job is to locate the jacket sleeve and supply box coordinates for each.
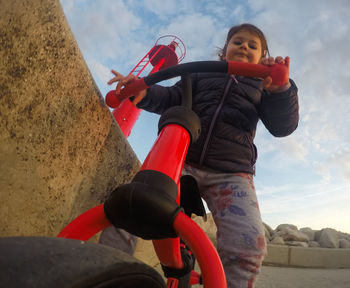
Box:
[135,74,199,114]
[259,79,299,137]
[135,81,183,114]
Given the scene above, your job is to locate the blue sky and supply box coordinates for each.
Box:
[60,0,350,233]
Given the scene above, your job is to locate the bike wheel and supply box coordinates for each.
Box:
[0,236,166,288]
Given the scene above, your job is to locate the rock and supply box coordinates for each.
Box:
[264,223,274,236]
[265,224,350,249]
[275,227,309,242]
[314,230,322,241]
[264,229,270,241]
[317,228,339,248]
[276,224,298,231]
[192,214,217,247]
[285,241,309,247]
[300,227,316,241]
[339,239,350,249]
[309,241,321,248]
[264,223,273,241]
[338,232,350,241]
[270,236,284,245]
[134,239,161,270]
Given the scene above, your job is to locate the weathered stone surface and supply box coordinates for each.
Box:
[300,227,316,241]
[275,227,309,243]
[192,214,217,247]
[309,241,321,248]
[338,232,350,241]
[264,222,274,241]
[0,0,140,237]
[276,224,298,231]
[339,239,350,249]
[317,228,339,248]
[270,236,285,245]
[134,239,160,271]
[285,241,309,247]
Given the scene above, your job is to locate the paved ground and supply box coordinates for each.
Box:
[256,266,350,288]
[190,265,350,287]
[136,240,350,287]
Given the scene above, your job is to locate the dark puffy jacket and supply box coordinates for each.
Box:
[136,72,299,174]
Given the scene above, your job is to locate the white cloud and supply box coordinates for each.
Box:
[327,148,350,181]
[61,0,142,60]
[139,0,186,18]
[259,180,350,232]
[158,13,226,60]
[247,1,350,185]
[86,59,111,85]
[59,0,75,14]
[313,161,331,183]
[278,137,308,161]
[304,38,322,53]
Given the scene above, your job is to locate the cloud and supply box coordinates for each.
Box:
[156,13,227,61]
[61,0,142,60]
[259,180,350,232]
[278,137,308,161]
[245,0,350,184]
[135,0,248,24]
[59,0,75,14]
[86,59,111,85]
[137,0,194,19]
[327,148,350,181]
[313,161,331,183]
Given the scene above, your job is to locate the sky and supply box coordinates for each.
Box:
[60,0,350,233]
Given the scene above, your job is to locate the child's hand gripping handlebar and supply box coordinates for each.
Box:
[227,58,289,86]
[105,60,289,107]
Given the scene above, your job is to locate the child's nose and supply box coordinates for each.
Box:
[240,42,248,49]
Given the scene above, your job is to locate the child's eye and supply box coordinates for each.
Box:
[233,41,242,45]
[249,44,257,50]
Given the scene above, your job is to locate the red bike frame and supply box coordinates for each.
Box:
[59,60,288,288]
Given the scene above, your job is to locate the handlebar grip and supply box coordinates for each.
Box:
[120,78,149,99]
[105,78,149,108]
[105,90,121,108]
[227,61,289,86]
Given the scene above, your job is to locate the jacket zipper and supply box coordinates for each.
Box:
[199,75,237,165]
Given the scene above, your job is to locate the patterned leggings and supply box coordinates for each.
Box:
[182,163,266,288]
[99,164,266,288]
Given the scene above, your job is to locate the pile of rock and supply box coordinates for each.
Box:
[264,223,350,249]
[192,214,350,249]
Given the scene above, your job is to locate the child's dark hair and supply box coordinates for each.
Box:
[218,23,269,61]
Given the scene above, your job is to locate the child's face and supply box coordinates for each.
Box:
[223,29,262,64]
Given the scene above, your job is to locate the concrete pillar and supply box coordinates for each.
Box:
[0,0,140,237]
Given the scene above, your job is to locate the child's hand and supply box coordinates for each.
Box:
[260,56,291,92]
[108,70,147,105]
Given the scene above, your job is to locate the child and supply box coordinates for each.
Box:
[104,23,299,288]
